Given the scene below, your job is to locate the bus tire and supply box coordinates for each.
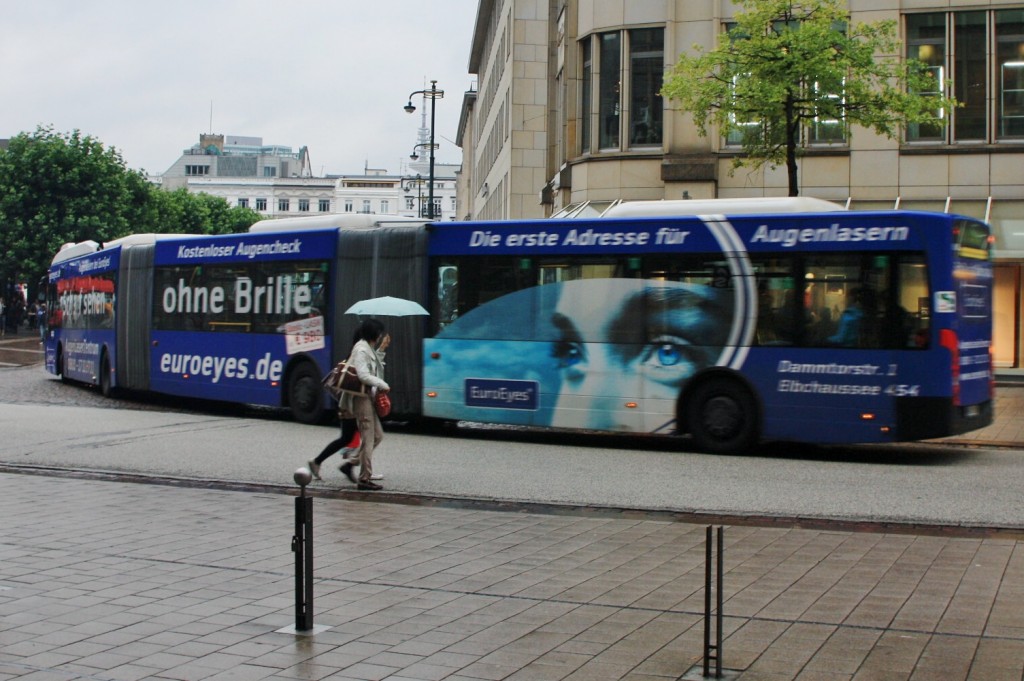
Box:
[57,345,69,383]
[685,378,758,454]
[99,353,114,398]
[288,362,324,424]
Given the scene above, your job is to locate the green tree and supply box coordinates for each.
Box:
[150,188,260,236]
[0,126,260,300]
[661,0,955,196]
[0,126,149,300]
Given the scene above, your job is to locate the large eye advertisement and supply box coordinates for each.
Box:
[424,278,733,432]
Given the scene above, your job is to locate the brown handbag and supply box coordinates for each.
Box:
[322,359,366,398]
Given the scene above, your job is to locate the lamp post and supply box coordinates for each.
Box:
[401,174,426,218]
[403,80,444,219]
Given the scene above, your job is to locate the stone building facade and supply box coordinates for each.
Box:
[457,0,1024,368]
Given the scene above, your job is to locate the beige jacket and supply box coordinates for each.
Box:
[338,339,389,413]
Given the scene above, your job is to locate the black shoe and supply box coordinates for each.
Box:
[339,462,357,484]
[357,481,383,491]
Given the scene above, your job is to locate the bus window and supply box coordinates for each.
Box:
[800,254,883,348]
[153,260,328,334]
[437,265,459,327]
[752,255,797,345]
[893,256,929,348]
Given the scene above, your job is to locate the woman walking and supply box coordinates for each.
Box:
[309,328,363,482]
[338,319,390,490]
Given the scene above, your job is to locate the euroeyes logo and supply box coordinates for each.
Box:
[464,378,539,410]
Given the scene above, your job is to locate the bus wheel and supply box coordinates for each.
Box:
[685,379,757,454]
[99,353,114,398]
[288,362,323,424]
[57,346,69,383]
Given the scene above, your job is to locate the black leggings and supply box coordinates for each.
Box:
[313,418,358,464]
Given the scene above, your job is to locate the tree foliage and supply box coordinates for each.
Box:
[0,126,259,300]
[661,0,956,196]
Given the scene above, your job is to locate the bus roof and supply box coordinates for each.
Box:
[602,196,846,218]
[51,241,100,266]
[103,233,201,249]
[248,213,430,233]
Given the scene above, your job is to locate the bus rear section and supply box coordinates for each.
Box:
[45,242,119,395]
[47,220,432,424]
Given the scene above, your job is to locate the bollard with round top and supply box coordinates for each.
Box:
[292,467,314,631]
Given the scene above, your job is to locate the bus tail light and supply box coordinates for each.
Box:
[940,328,960,406]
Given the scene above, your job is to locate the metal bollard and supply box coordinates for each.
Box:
[703,525,724,678]
[292,468,314,631]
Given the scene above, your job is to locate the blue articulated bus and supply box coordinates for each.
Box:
[45,199,993,452]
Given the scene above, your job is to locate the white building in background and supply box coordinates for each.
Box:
[160,133,460,221]
[161,134,313,190]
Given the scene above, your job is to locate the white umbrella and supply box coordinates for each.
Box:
[344,296,429,317]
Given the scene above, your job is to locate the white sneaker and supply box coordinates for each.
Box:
[307,460,322,481]
[370,473,384,481]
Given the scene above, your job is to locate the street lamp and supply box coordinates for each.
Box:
[409,143,437,160]
[403,79,444,219]
[401,174,426,218]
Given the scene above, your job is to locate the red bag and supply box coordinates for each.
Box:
[374,390,391,418]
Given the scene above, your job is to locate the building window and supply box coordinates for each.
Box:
[957,12,987,140]
[344,199,353,212]
[906,13,947,141]
[318,199,330,212]
[298,199,310,212]
[255,198,267,211]
[380,200,389,214]
[581,39,593,153]
[405,196,415,210]
[998,9,1024,138]
[278,198,290,212]
[237,198,249,208]
[629,28,663,146]
[433,198,442,216]
[362,200,371,213]
[450,197,457,211]
[598,33,621,149]
[906,9,1024,143]
[263,166,277,177]
[723,21,847,147]
[580,28,664,154]
[185,165,209,176]
[807,80,847,144]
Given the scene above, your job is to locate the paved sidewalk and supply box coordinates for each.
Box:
[944,377,1024,448]
[0,336,43,368]
[1,473,1022,681]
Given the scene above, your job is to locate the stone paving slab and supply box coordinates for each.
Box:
[1,473,1022,681]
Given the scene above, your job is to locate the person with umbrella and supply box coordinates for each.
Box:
[337,318,391,490]
[308,328,363,483]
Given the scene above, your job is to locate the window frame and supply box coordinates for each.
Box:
[905,9,1024,145]
[578,27,665,155]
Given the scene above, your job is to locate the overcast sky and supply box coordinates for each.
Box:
[2,1,479,177]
